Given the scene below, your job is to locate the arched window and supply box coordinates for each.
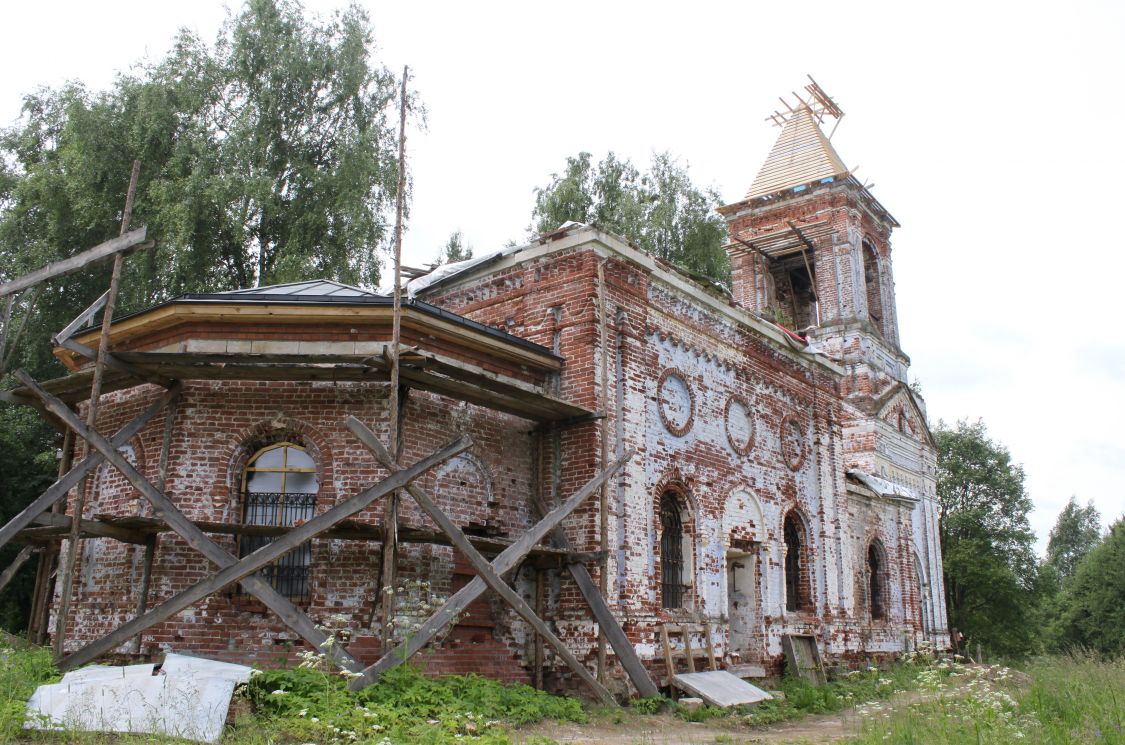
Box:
[867,540,887,620]
[914,554,930,633]
[660,491,690,609]
[861,240,884,334]
[239,442,319,602]
[783,511,809,612]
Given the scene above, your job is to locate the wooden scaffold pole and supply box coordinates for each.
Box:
[380,65,409,651]
[53,160,141,657]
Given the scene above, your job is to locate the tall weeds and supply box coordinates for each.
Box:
[849,653,1125,745]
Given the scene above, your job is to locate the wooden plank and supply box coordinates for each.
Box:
[15,371,363,673]
[781,634,825,686]
[348,418,616,705]
[26,513,148,544]
[661,625,675,684]
[95,515,585,560]
[683,626,696,673]
[531,492,661,698]
[0,227,149,298]
[53,291,109,345]
[0,384,181,552]
[704,622,717,671]
[346,435,634,692]
[57,160,140,653]
[110,351,588,421]
[132,537,156,654]
[57,426,470,673]
[58,338,175,389]
[0,546,34,596]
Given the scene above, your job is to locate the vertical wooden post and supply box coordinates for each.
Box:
[380,67,409,652]
[0,295,14,373]
[533,567,545,689]
[30,427,74,643]
[131,537,156,654]
[53,160,141,657]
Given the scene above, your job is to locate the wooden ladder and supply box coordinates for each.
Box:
[659,622,719,688]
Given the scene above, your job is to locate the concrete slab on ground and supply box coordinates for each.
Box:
[672,670,773,707]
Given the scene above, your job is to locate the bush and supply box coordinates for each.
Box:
[243,661,584,744]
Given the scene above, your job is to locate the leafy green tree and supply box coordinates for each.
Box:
[935,419,1042,657]
[0,0,408,631]
[435,230,473,265]
[1045,496,1102,584]
[531,151,729,285]
[0,0,406,371]
[0,404,56,631]
[1053,519,1125,656]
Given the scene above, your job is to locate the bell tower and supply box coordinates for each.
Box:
[718,78,907,400]
[720,80,950,648]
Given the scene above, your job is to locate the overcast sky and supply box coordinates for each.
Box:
[2,0,1122,551]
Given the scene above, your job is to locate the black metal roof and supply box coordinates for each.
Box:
[112,280,560,362]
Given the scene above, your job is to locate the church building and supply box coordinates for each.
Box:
[25,86,949,696]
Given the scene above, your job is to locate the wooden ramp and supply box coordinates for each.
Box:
[672,671,773,707]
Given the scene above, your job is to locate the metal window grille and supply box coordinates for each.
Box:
[660,493,688,609]
[868,544,885,619]
[237,491,317,604]
[784,516,803,612]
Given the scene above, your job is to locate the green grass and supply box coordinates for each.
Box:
[0,641,581,744]
[0,644,58,741]
[846,653,1125,745]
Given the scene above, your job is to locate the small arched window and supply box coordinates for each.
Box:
[660,492,690,609]
[867,540,887,620]
[240,442,319,602]
[783,511,809,612]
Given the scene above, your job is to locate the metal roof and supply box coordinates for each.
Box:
[745,106,849,200]
[213,279,379,298]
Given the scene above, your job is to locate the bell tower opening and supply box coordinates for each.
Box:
[769,254,817,331]
[862,239,885,336]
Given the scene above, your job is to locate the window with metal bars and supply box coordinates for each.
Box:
[784,512,806,612]
[236,442,318,604]
[868,540,886,620]
[660,491,689,609]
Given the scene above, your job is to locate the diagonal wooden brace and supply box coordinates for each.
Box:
[16,370,361,671]
[0,383,182,552]
[58,432,472,672]
[348,418,617,704]
[346,415,633,692]
[0,546,35,596]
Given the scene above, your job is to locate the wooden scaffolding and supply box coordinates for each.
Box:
[0,184,659,701]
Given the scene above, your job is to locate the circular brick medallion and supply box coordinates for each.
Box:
[657,368,694,437]
[724,397,755,455]
[781,415,808,471]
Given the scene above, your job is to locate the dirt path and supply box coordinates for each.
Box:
[512,690,926,745]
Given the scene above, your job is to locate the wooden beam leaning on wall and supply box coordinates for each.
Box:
[346,419,634,693]
[15,371,379,672]
[530,432,661,698]
[348,417,617,705]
